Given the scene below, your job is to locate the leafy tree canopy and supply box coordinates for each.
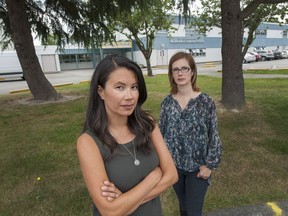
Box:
[0,0,156,49]
[189,0,287,34]
[112,0,175,76]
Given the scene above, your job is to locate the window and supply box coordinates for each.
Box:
[283,30,287,38]
[255,29,267,36]
[185,28,196,36]
[254,47,266,51]
[78,54,92,62]
[186,48,206,57]
[59,55,76,63]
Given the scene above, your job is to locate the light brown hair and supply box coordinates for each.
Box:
[168,51,200,94]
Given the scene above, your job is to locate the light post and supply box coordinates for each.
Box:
[160,44,165,68]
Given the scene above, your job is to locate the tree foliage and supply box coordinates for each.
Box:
[241,2,287,54]
[190,0,287,56]
[1,0,158,48]
[114,0,175,76]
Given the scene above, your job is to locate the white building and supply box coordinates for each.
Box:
[0,45,60,74]
[131,21,288,67]
[1,21,287,73]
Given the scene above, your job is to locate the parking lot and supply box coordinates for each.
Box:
[242,56,288,70]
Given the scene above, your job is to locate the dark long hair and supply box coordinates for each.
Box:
[168,51,200,94]
[84,54,155,153]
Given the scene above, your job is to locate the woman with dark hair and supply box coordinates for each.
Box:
[159,52,222,216]
[77,54,177,216]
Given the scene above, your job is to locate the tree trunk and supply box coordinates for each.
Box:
[146,58,153,76]
[221,0,245,109]
[6,0,62,101]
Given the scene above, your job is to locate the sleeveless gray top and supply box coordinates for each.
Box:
[86,130,162,216]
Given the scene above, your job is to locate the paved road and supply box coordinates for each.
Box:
[1,59,288,95]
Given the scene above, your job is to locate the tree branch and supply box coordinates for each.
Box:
[241,0,288,19]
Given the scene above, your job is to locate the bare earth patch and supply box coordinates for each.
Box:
[2,93,85,106]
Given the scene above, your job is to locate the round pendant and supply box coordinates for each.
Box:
[134,159,140,166]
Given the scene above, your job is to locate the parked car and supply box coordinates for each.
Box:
[243,52,256,63]
[256,50,274,61]
[273,50,283,59]
[249,52,260,62]
[281,50,288,58]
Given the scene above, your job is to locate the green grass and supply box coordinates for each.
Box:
[0,74,288,215]
[217,68,288,74]
[244,69,288,74]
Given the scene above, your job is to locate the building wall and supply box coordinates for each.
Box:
[205,27,222,38]
[0,51,22,73]
[268,30,282,38]
[0,46,60,74]
[57,44,132,71]
[132,22,288,67]
[35,46,60,72]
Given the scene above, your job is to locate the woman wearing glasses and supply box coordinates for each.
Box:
[159,51,222,216]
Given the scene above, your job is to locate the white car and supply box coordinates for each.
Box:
[243,53,256,63]
[281,50,288,58]
[249,52,260,61]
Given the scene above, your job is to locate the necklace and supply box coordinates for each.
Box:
[121,141,140,166]
[108,129,140,166]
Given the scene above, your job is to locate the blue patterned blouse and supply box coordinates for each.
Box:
[159,93,222,172]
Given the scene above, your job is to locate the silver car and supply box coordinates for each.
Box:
[256,50,274,61]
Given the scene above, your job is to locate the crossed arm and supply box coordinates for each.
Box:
[77,125,178,216]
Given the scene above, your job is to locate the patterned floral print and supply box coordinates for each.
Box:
[159,92,222,172]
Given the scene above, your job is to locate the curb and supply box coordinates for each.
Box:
[53,82,74,87]
[10,88,30,94]
[9,82,74,94]
[79,80,90,84]
[202,63,216,68]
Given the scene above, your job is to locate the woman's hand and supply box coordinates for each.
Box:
[101,180,122,201]
[197,165,211,179]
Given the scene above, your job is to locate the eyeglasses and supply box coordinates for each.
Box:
[171,66,191,74]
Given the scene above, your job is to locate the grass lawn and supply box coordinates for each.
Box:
[0,74,287,215]
[217,68,288,75]
[243,68,288,74]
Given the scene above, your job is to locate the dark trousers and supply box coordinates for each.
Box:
[173,168,209,216]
